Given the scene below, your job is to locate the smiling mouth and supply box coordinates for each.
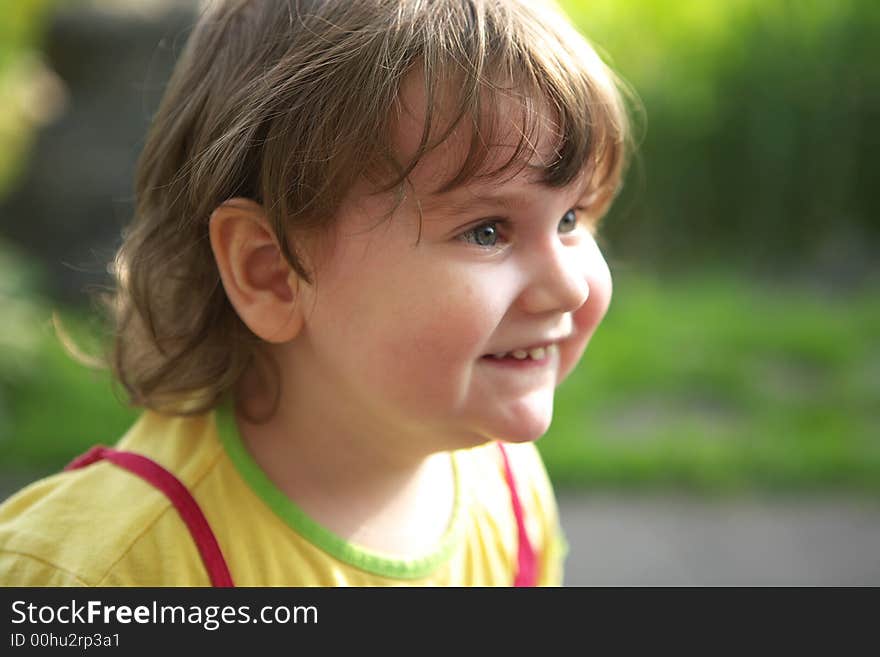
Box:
[480,343,559,364]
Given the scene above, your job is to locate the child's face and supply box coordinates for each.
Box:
[287,84,612,451]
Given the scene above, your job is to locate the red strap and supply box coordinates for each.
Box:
[65,445,234,587]
[497,443,538,587]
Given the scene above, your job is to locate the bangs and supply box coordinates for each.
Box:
[375,0,632,219]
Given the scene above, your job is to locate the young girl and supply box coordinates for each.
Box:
[0,0,631,586]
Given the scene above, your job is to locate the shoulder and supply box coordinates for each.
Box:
[462,440,557,513]
[0,411,224,586]
[0,461,178,586]
[456,440,568,586]
[498,441,555,495]
[498,442,568,586]
[494,442,561,538]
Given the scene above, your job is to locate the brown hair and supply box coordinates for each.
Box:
[106,0,636,415]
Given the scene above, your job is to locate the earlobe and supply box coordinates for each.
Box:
[209,198,304,343]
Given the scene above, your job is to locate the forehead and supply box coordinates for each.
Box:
[388,71,566,201]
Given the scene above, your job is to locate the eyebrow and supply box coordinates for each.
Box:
[418,175,588,221]
[418,185,546,220]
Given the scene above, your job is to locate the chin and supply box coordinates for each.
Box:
[486,394,555,444]
[450,413,552,451]
[496,423,551,444]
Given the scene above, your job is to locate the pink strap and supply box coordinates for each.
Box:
[497,443,538,587]
[65,445,234,587]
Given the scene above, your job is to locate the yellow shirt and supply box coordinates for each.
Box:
[0,410,567,586]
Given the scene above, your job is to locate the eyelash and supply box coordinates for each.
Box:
[459,208,586,250]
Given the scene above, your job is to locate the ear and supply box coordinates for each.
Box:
[209,197,304,343]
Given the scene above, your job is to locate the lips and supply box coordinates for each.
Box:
[487,346,549,361]
[481,342,560,363]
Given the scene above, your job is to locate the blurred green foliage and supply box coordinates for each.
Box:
[0,240,134,470]
[560,0,880,271]
[0,0,58,199]
[541,269,880,492]
[0,240,47,443]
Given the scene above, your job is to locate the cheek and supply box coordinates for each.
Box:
[380,277,498,365]
[357,282,496,415]
[574,253,612,335]
[558,242,612,382]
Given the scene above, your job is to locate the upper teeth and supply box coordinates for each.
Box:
[492,345,551,360]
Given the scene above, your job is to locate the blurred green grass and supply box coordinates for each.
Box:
[542,269,880,492]
[2,248,878,492]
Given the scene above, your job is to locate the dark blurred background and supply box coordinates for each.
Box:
[1,0,195,303]
[1,0,879,583]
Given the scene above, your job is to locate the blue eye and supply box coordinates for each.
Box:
[462,221,500,248]
[461,210,578,249]
[559,209,578,233]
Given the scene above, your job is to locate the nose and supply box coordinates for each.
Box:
[517,239,590,315]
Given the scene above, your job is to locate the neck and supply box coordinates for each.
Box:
[231,357,457,556]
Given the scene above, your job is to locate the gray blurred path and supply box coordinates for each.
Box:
[3,473,879,585]
[558,491,880,586]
